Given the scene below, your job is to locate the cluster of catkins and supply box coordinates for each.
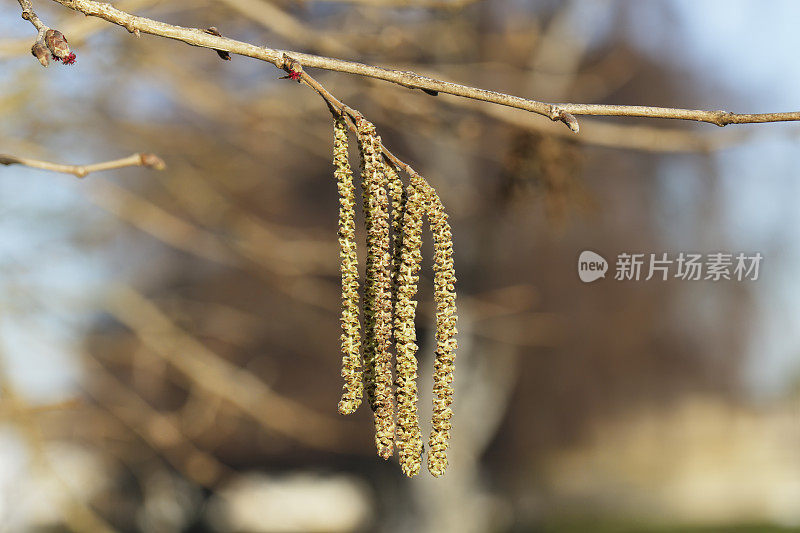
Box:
[332,115,458,477]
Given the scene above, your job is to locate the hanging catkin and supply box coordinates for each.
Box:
[357,118,395,459]
[333,117,363,415]
[413,172,458,477]
[393,178,424,477]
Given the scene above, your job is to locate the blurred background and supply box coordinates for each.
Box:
[1,0,799,531]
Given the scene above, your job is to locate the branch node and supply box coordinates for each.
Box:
[204,27,231,60]
[123,20,138,35]
[280,54,303,81]
[713,110,734,127]
[343,106,362,122]
[548,105,580,133]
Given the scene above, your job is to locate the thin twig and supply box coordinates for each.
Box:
[17,0,48,33]
[44,0,800,131]
[0,152,165,178]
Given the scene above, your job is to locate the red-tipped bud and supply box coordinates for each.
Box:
[44,29,70,60]
[31,41,50,67]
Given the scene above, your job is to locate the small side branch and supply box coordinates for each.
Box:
[0,152,165,178]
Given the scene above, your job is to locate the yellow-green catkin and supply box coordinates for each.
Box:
[334,117,363,415]
[393,179,424,477]
[357,118,395,459]
[360,146,378,413]
[358,121,378,412]
[413,172,458,477]
[387,164,407,291]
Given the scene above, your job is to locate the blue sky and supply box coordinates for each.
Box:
[667,1,800,395]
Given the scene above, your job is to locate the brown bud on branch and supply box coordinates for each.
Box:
[204,27,231,61]
[44,29,70,60]
[31,41,50,68]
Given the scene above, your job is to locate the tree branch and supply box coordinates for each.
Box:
[44,0,800,132]
[0,152,165,178]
